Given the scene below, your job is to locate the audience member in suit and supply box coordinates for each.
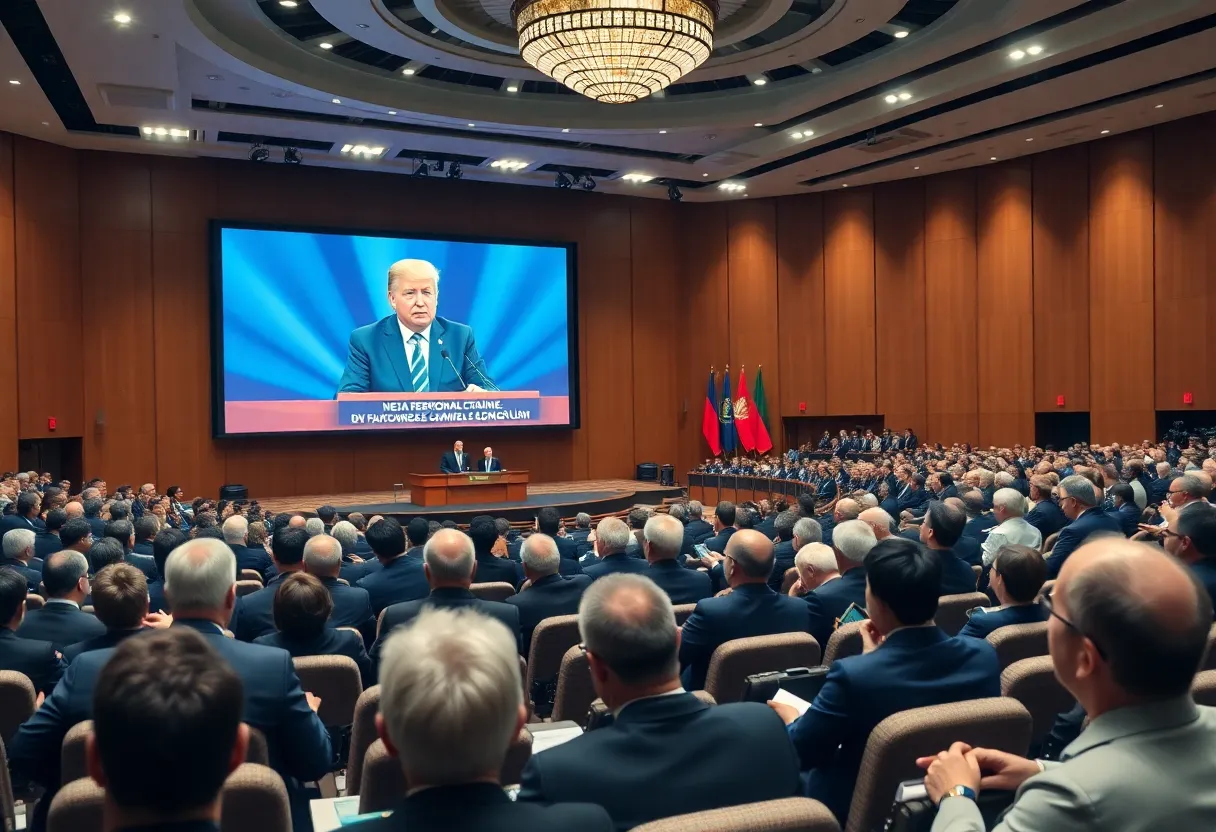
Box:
[896,473,931,516]
[357,517,431,617]
[623,508,650,557]
[469,515,523,588]
[777,516,825,592]
[812,497,860,550]
[253,572,374,687]
[642,514,711,605]
[301,533,377,642]
[229,526,309,642]
[1162,501,1216,612]
[1026,476,1068,539]
[679,529,813,690]
[16,550,105,650]
[34,507,65,561]
[88,538,126,579]
[327,520,373,583]
[0,490,44,536]
[519,574,798,830]
[958,544,1049,640]
[372,528,522,662]
[1046,475,1123,579]
[534,506,583,575]
[2,528,43,592]
[62,563,156,661]
[85,627,249,832]
[347,513,376,558]
[766,510,799,590]
[701,501,738,554]
[12,538,332,832]
[0,568,64,695]
[921,538,1216,831]
[82,498,107,541]
[103,520,158,581]
[357,606,613,832]
[934,472,959,502]
[980,488,1043,567]
[506,533,591,656]
[1105,482,1142,537]
[771,536,1001,825]
[582,516,649,580]
[786,542,840,599]
[805,519,877,649]
[58,515,95,562]
[959,491,998,543]
[1149,461,1178,505]
[147,528,186,614]
[679,500,715,556]
[222,515,274,582]
[919,501,981,595]
[439,440,472,474]
[131,515,158,558]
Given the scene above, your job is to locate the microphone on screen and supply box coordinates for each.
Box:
[440,350,467,389]
[462,354,500,392]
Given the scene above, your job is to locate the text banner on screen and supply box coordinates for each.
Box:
[338,393,542,427]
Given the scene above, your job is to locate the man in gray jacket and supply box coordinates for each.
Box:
[921,538,1216,831]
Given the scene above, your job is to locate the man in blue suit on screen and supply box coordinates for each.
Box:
[337,259,495,394]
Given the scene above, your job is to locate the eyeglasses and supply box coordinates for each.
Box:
[1041,586,1107,659]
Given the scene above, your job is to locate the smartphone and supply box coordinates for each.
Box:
[837,602,868,625]
[693,543,711,559]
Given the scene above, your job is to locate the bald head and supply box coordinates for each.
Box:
[423,528,476,586]
[642,514,683,563]
[858,507,893,540]
[724,529,775,582]
[65,501,84,519]
[834,498,861,522]
[288,515,306,529]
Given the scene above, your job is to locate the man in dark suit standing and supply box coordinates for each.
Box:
[1026,475,1068,538]
[958,544,1048,639]
[919,501,982,595]
[506,534,591,656]
[468,515,523,588]
[770,537,999,826]
[642,514,711,605]
[440,440,471,474]
[373,528,522,661]
[358,606,613,832]
[34,508,65,561]
[679,530,812,690]
[17,550,105,650]
[767,511,799,592]
[477,446,503,472]
[0,568,64,695]
[301,534,377,641]
[582,517,649,581]
[2,529,43,592]
[1047,475,1122,579]
[903,428,919,451]
[357,517,431,616]
[518,573,799,830]
[230,526,309,642]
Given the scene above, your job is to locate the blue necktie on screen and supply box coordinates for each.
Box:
[409,333,429,393]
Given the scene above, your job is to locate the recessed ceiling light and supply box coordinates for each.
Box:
[791,131,803,139]
[913,166,920,170]
[754,122,763,127]
[753,78,767,86]
[561,128,570,133]
[1009,49,1026,60]
[279,0,298,6]
[659,129,667,134]
[702,173,709,177]
[1101,129,1110,134]
[319,42,334,50]
[490,159,528,171]
[622,173,654,183]
[884,94,898,104]
[1026,45,1043,55]
[40,121,48,126]
[842,184,848,187]
[467,123,475,127]
[7,80,20,85]
[113,12,132,24]
[990,156,997,161]
[387,110,396,115]
[1025,137,1034,142]
[898,92,911,101]
[506,85,519,93]
[356,23,370,28]
[402,68,416,75]
[142,127,153,135]
[206,74,222,81]
[893,30,908,38]
[332,98,341,104]
[718,182,746,193]
[154,127,167,136]
[1155,103,1164,108]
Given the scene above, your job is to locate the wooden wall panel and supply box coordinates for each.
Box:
[822,189,876,415]
[1154,113,1216,411]
[924,172,978,445]
[874,180,926,437]
[776,194,825,419]
[1032,146,1090,413]
[977,163,1034,447]
[681,203,730,471]
[727,200,780,451]
[0,134,16,470]
[14,138,82,440]
[1090,132,1155,443]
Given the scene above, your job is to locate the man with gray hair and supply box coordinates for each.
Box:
[302,533,376,637]
[222,514,273,581]
[2,528,42,592]
[304,517,325,537]
[789,543,840,597]
[806,519,877,649]
[518,574,799,828]
[858,507,894,541]
[17,550,104,649]
[643,514,711,604]
[506,533,591,656]
[679,529,813,689]
[82,497,106,540]
[364,608,613,832]
[981,488,1042,567]
[583,517,647,580]
[767,510,801,593]
[373,528,521,661]
[9,537,333,829]
[682,501,713,554]
[1046,475,1122,579]
[330,520,359,556]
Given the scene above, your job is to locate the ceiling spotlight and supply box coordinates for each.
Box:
[1100,129,1110,134]
[753,78,767,86]
[842,184,848,187]
[331,98,341,104]
[885,94,898,104]
[142,127,153,135]
[506,85,519,93]
[447,161,463,179]
[702,173,709,177]
[913,166,920,170]
[1025,137,1034,142]
[248,143,271,163]
[622,173,654,183]
[402,68,416,75]
[490,159,528,171]
[990,156,998,161]
[154,127,168,136]
[8,80,20,86]
[279,0,298,6]
[283,147,302,165]
[791,132,803,139]
[413,159,430,177]
[718,182,746,193]
[1155,103,1164,108]
[388,110,397,115]
[659,129,667,134]
[754,122,763,127]
[898,91,911,101]
[554,171,574,189]
[561,128,570,133]
[1026,45,1043,55]
[319,42,334,50]
[113,12,132,24]
[580,174,597,191]
[667,182,683,202]
[206,74,222,81]
[893,29,908,38]
[1009,49,1026,60]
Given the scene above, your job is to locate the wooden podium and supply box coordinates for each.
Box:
[408,471,529,507]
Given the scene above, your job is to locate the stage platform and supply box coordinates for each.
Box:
[257,479,683,524]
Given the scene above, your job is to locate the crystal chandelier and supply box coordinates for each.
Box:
[511,0,719,103]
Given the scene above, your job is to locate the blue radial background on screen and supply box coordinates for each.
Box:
[218,227,572,401]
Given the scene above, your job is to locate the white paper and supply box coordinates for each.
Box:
[771,686,812,716]
[530,725,584,755]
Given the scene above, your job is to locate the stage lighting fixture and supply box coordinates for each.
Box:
[447,161,463,179]
[555,171,574,189]
[283,146,302,165]
[667,182,683,202]
[248,143,270,162]
[579,174,596,191]
[413,159,430,177]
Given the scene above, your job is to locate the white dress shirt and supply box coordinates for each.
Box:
[981,516,1043,567]
[399,319,432,385]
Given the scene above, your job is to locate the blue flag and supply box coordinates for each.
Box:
[719,367,737,455]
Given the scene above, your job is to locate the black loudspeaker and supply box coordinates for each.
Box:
[636,463,659,482]
[219,484,248,501]
[660,464,675,486]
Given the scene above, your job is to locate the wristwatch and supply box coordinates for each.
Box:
[940,784,977,803]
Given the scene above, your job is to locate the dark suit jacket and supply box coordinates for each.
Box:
[1107,502,1141,537]
[337,315,492,395]
[953,535,983,568]
[124,551,158,581]
[958,602,1048,640]
[230,572,290,642]
[0,515,43,535]
[17,602,106,651]
[1150,474,1177,505]
[373,588,522,660]
[356,552,430,616]
[254,627,374,688]
[768,539,797,592]
[354,783,612,832]
[962,513,998,541]
[317,575,376,642]
[753,514,778,540]
[61,627,150,662]
[1190,559,1216,616]
[1046,508,1122,578]
[980,486,996,510]
[895,487,929,514]
[646,559,712,605]
[703,526,736,554]
[788,626,1001,823]
[2,559,43,593]
[583,552,649,581]
[1026,500,1068,539]
[85,516,106,540]
[132,540,155,557]
[476,456,502,472]
[519,694,799,831]
[33,532,62,560]
[680,519,714,555]
[9,618,332,793]
[231,544,274,583]
[939,484,959,501]
[679,583,811,690]
[148,577,168,614]
[0,628,64,694]
[505,573,591,656]
[805,568,867,650]
[439,450,471,474]
[936,548,979,595]
[475,553,523,588]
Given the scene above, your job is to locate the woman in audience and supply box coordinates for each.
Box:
[253,572,373,687]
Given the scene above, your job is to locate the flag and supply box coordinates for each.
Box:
[701,369,722,456]
[734,366,756,452]
[753,366,773,453]
[719,367,737,455]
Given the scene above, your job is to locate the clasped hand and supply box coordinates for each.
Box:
[915,742,1042,804]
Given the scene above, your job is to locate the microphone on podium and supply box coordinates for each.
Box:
[462,354,499,391]
[441,349,467,389]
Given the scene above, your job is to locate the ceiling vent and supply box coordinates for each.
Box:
[852,127,933,154]
[98,84,174,110]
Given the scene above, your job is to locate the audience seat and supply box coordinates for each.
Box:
[550,645,595,726]
[61,720,92,783]
[246,725,270,766]
[1205,624,1216,672]
[935,593,989,637]
[1036,580,1055,602]
[0,737,16,832]
[240,569,264,584]
[470,582,516,602]
[525,614,581,713]
[25,593,44,610]
[0,671,36,745]
[970,565,982,588]
[346,686,381,797]
[844,698,1033,832]
[293,655,363,729]
[822,622,865,666]
[672,603,696,626]
[630,797,841,832]
[780,568,799,596]
[704,633,821,704]
[235,579,262,598]
[376,608,386,638]
[986,622,1049,671]
[1000,656,1074,751]
[1192,670,1216,707]
[1042,533,1059,554]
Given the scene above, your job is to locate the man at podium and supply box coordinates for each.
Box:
[478,447,503,472]
[440,440,471,473]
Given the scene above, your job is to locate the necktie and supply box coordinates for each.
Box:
[408,333,428,393]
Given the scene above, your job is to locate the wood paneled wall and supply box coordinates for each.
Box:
[2,114,1213,493]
